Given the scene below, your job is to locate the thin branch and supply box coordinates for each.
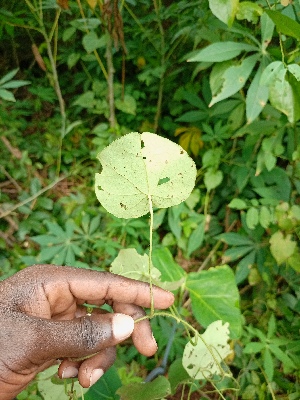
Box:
[0,175,67,219]
[106,33,117,129]
[153,0,165,132]
[76,0,108,80]
[1,136,22,159]
[0,166,22,192]
[148,194,154,317]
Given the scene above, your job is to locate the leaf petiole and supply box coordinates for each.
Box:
[148,194,154,317]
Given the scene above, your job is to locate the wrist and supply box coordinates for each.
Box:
[0,368,26,400]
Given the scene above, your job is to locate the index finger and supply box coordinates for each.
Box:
[33,265,174,309]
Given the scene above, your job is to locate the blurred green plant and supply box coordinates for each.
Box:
[0,68,30,102]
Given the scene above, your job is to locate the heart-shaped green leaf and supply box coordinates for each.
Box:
[95,132,196,218]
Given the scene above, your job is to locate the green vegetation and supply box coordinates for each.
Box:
[0,0,300,398]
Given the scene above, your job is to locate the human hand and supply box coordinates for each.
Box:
[0,264,174,400]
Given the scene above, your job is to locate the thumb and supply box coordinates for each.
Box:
[35,313,134,360]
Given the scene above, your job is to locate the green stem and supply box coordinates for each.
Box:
[279,33,285,64]
[265,0,272,9]
[106,33,117,130]
[148,194,154,317]
[49,8,61,42]
[153,0,165,132]
[0,175,67,219]
[294,125,298,149]
[42,22,66,175]
[198,240,222,271]
[135,310,199,338]
[76,0,108,80]
[135,310,235,384]
[180,383,186,400]
[209,381,227,400]
[204,191,210,216]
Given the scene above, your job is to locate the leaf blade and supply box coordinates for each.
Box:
[95,132,196,218]
[210,54,259,106]
[188,42,257,63]
[186,265,242,338]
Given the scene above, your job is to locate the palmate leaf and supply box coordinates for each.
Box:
[95,132,196,219]
[32,220,84,264]
[174,126,203,157]
[0,68,18,85]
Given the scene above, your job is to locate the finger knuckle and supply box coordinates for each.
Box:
[78,317,110,350]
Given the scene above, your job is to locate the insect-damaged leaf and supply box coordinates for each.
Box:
[246,63,269,122]
[209,54,259,107]
[182,320,232,380]
[95,132,196,218]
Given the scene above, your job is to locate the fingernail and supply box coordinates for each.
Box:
[152,333,158,350]
[113,313,134,341]
[62,366,78,379]
[90,368,104,387]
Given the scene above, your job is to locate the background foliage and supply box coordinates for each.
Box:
[0,0,300,398]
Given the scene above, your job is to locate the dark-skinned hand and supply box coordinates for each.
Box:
[0,264,174,400]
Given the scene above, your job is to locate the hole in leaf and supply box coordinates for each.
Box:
[187,364,194,369]
[158,177,170,185]
[141,140,145,148]
[97,186,102,191]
